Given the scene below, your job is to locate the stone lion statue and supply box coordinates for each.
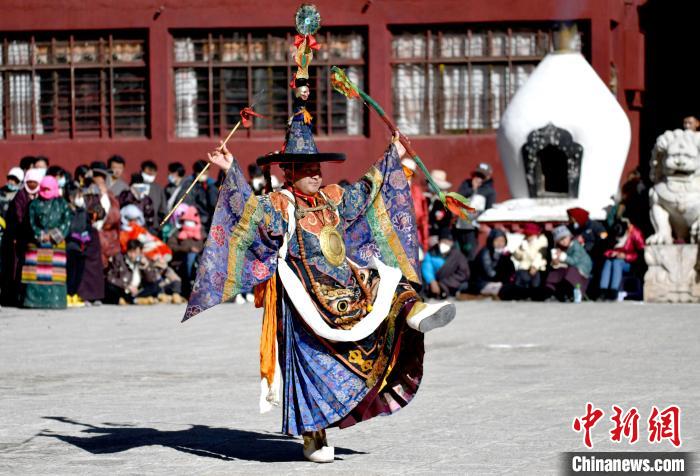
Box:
[646,129,700,244]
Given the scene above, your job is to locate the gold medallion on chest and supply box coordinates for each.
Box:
[319,225,346,267]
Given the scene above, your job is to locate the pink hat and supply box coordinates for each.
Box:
[38,176,60,200]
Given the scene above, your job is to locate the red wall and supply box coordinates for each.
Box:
[0,0,645,200]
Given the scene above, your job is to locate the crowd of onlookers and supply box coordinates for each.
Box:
[406,158,650,303]
[0,155,226,308]
[0,153,651,310]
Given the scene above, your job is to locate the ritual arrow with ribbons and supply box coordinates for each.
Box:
[330,66,474,220]
[159,90,267,228]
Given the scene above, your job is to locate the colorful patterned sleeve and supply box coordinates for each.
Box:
[183,160,285,321]
[337,144,422,284]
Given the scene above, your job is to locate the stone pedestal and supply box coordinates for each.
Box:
[644,245,700,303]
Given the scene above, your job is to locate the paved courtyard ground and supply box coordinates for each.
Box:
[0,301,697,474]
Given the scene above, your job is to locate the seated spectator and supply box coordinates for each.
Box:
[119,205,172,264]
[149,258,185,304]
[544,225,593,301]
[511,223,548,290]
[599,217,645,301]
[105,239,160,305]
[421,230,470,299]
[119,173,156,233]
[566,207,607,256]
[166,205,204,297]
[470,228,516,299]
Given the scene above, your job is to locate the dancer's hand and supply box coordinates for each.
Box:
[208,141,234,172]
[392,131,407,159]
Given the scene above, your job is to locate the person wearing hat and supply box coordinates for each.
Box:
[566,206,606,255]
[544,224,593,301]
[181,9,456,463]
[0,167,24,219]
[87,161,121,270]
[0,167,46,306]
[455,162,496,260]
[21,175,73,309]
[511,223,548,290]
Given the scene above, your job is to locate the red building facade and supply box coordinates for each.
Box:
[0,0,645,199]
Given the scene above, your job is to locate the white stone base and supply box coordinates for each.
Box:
[477,198,607,223]
[644,244,700,303]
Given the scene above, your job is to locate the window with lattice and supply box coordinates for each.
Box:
[172,29,366,138]
[391,24,584,135]
[0,32,148,139]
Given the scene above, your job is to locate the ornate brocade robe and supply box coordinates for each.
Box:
[185,145,426,435]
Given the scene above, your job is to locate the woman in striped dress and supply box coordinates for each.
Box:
[22,176,73,309]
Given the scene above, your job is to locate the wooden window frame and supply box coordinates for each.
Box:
[390,23,586,135]
[0,31,149,141]
[171,28,367,139]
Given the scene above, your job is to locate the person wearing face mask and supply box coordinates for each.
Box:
[0,167,46,306]
[0,167,24,219]
[46,165,69,197]
[164,162,191,210]
[65,186,93,307]
[140,160,167,226]
[469,228,516,299]
[21,176,73,309]
[119,173,156,234]
[421,229,470,299]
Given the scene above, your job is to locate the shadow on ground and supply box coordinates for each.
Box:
[39,416,364,462]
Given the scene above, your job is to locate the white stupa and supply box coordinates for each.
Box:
[479,27,631,223]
